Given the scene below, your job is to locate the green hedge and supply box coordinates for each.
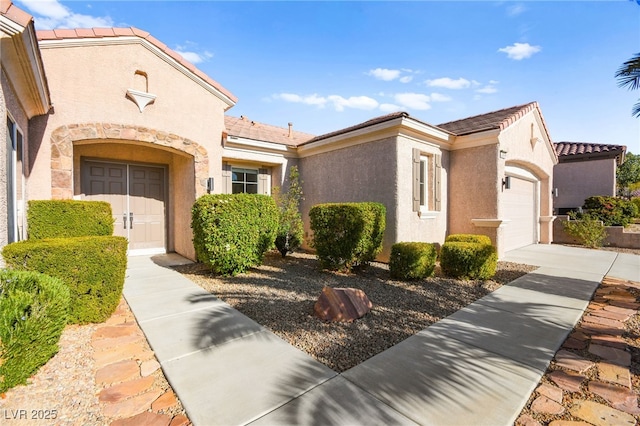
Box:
[631,197,640,217]
[583,196,638,227]
[445,234,492,245]
[192,194,279,276]
[0,269,70,392]
[27,200,114,239]
[389,242,438,280]
[440,234,497,280]
[2,236,127,324]
[309,202,386,271]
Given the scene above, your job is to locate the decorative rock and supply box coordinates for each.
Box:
[554,350,594,373]
[536,383,563,403]
[102,389,162,418]
[169,414,190,426]
[152,390,178,411]
[141,359,161,377]
[99,376,155,403]
[531,395,565,415]
[549,370,585,393]
[314,286,372,322]
[96,360,140,385]
[589,309,632,322]
[93,324,140,339]
[591,334,627,350]
[548,421,591,426]
[562,337,587,350]
[582,315,624,329]
[94,342,150,368]
[598,362,632,388]
[110,411,172,426]
[588,344,631,367]
[588,382,640,415]
[515,414,541,426]
[570,400,636,426]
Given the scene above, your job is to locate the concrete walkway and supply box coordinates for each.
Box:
[123,245,640,426]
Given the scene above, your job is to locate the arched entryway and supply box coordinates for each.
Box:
[50,123,209,257]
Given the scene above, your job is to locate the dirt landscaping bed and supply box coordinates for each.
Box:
[174,251,537,372]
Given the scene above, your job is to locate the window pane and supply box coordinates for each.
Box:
[246,183,258,194]
[419,159,426,206]
[232,183,244,194]
[246,172,258,183]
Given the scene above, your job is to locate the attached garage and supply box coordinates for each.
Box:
[502,166,539,252]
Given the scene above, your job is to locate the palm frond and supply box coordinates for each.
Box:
[632,99,640,118]
[616,53,640,90]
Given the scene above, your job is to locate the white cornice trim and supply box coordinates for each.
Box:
[449,129,500,150]
[126,88,156,113]
[225,135,292,153]
[38,36,236,108]
[471,219,510,228]
[0,15,24,36]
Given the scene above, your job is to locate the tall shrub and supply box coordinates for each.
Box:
[583,196,638,227]
[2,236,127,324]
[27,200,114,239]
[389,242,438,280]
[440,234,497,280]
[309,202,386,271]
[192,194,278,275]
[563,212,607,248]
[0,270,70,392]
[273,166,304,257]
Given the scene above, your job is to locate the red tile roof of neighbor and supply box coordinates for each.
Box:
[554,142,627,164]
[35,27,238,104]
[0,0,32,27]
[437,102,543,135]
[224,116,316,147]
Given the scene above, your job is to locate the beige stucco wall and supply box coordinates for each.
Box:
[554,158,616,211]
[395,136,449,248]
[30,40,231,259]
[299,137,399,260]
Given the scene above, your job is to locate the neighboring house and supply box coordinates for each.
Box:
[553,142,627,214]
[1,1,558,262]
[0,1,51,254]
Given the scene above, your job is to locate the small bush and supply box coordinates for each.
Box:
[440,235,497,280]
[2,236,127,324]
[631,197,640,218]
[192,194,278,275]
[445,234,492,246]
[563,212,607,248]
[583,196,638,227]
[389,242,438,280]
[0,269,70,392]
[273,166,304,257]
[309,202,386,271]
[27,200,114,239]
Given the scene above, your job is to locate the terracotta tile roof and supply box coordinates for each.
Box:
[554,142,627,163]
[35,27,237,105]
[300,111,412,145]
[224,115,315,147]
[1,0,33,27]
[437,102,539,136]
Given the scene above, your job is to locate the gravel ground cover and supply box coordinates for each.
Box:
[174,251,537,372]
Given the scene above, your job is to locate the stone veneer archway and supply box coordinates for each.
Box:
[50,123,209,199]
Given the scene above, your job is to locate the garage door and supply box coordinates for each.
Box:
[502,175,537,252]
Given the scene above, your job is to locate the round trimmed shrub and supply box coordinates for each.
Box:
[390,242,438,280]
[0,269,70,392]
[440,237,497,280]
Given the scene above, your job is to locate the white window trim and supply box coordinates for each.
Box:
[6,115,25,242]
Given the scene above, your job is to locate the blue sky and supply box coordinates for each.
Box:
[17,0,640,153]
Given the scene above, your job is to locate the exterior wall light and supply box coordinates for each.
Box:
[502,176,511,190]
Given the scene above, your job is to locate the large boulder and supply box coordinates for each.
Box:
[313,286,372,322]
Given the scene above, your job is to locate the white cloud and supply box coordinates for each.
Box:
[175,49,213,64]
[327,95,378,112]
[507,3,527,17]
[498,42,541,60]
[430,93,452,102]
[368,68,401,81]
[394,93,431,110]
[425,77,471,90]
[379,103,402,112]
[476,86,498,94]
[274,93,327,107]
[399,76,413,83]
[18,0,114,29]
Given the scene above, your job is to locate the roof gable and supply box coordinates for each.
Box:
[36,27,237,107]
[437,102,541,136]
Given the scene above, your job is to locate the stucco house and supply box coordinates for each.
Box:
[553,142,627,214]
[1,1,558,263]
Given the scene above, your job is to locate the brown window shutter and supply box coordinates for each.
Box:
[412,148,421,212]
[434,154,442,211]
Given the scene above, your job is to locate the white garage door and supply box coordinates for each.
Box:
[503,175,537,252]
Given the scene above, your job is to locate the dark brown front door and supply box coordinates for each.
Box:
[82,160,166,254]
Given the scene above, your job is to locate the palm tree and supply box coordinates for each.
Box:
[616,53,640,118]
